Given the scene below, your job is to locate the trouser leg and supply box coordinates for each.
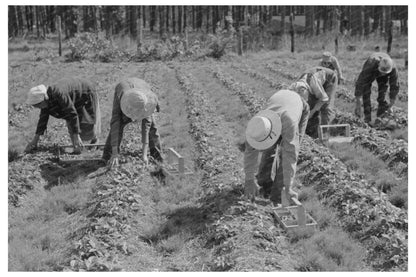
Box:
[362,91,372,123]
[306,112,320,138]
[256,145,276,196]
[102,124,125,161]
[376,77,389,117]
[270,153,284,204]
[148,118,163,162]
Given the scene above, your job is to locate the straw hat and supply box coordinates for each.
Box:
[322,51,332,62]
[245,110,282,150]
[26,84,47,105]
[120,88,158,121]
[378,56,393,74]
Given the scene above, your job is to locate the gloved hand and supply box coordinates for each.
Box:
[142,154,149,167]
[72,134,84,154]
[285,188,298,201]
[244,179,260,200]
[24,141,37,153]
[387,99,396,113]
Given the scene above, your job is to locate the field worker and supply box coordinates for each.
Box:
[244,89,310,204]
[102,78,163,168]
[354,52,399,123]
[289,66,338,138]
[25,77,101,153]
[319,51,345,84]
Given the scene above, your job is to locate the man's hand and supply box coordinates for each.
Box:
[142,154,149,167]
[244,179,260,200]
[72,134,84,153]
[387,99,396,113]
[354,97,363,118]
[108,154,120,169]
[285,188,298,201]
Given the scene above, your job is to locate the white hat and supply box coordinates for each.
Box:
[245,110,282,150]
[378,56,393,74]
[26,84,47,105]
[120,88,158,121]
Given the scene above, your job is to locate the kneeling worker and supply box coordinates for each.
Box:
[244,89,310,204]
[102,77,163,168]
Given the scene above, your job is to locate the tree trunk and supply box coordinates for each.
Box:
[57,16,62,56]
[159,6,165,38]
[150,6,155,32]
[165,5,170,34]
[379,6,385,36]
[315,6,321,35]
[384,6,391,39]
[172,5,176,34]
[290,12,295,53]
[8,6,18,37]
[280,6,285,35]
[363,6,371,37]
[305,6,314,36]
[351,6,363,37]
[131,6,138,39]
[142,6,146,29]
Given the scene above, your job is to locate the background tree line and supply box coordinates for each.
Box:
[8,6,408,40]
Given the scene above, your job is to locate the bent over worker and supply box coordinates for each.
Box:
[354,52,399,123]
[289,66,338,138]
[244,89,310,204]
[25,77,101,153]
[319,51,345,84]
[102,77,163,168]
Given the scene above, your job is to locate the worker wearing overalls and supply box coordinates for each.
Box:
[244,90,310,204]
[354,52,400,123]
[289,67,338,138]
[25,77,101,153]
[102,77,163,168]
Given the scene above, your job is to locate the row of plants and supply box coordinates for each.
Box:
[229,63,408,176]
[176,69,301,271]
[211,68,408,270]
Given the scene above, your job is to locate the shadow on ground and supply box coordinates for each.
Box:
[40,160,105,190]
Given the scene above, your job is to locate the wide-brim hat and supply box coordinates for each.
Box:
[378,57,393,74]
[245,109,282,150]
[120,88,158,121]
[26,84,47,105]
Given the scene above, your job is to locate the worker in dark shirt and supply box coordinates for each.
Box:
[102,78,163,168]
[354,52,400,123]
[25,77,101,153]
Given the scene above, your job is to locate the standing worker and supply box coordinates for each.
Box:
[102,77,163,168]
[289,66,338,138]
[244,89,310,204]
[319,51,345,84]
[25,77,101,153]
[354,52,399,123]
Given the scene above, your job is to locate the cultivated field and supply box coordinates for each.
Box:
[8,36,408,271]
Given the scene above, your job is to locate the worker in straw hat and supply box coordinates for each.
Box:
[24,77,101,153]
[319,51,345,84]
[288,66,338,138]
[102,77,163,168]
[244,89,310,204]
[354,52,400,123]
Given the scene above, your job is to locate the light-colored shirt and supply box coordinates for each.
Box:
[244,90,310,190]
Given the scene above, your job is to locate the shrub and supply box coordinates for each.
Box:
[206,26,236,59]
[66,32,127,62]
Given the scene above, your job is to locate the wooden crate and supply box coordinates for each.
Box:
[161,148,193,185]
[272,189,317,233]
[56,143,106,164]
[318,124,354,144]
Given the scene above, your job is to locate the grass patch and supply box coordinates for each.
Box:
[295,227,369,271]
[328,142,407,209]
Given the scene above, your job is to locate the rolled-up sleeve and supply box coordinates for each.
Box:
[244,141,260,181]
[141,116,152,144]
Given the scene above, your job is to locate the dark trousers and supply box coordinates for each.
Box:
[256,143,284,203]
[362,77,389,122]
